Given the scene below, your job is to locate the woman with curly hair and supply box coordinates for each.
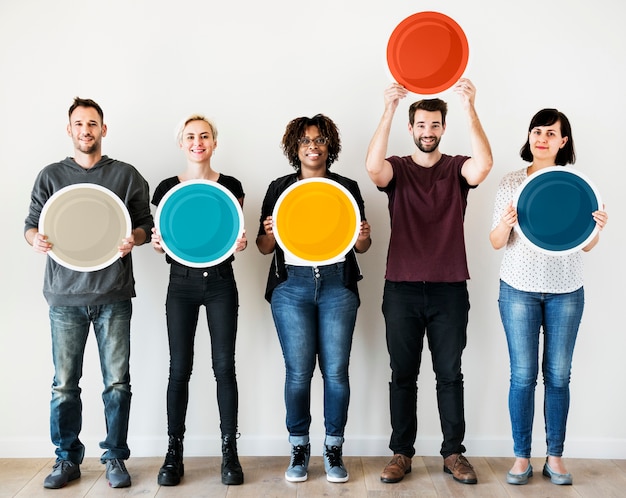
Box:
[256,114,371,483]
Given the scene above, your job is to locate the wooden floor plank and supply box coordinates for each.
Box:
[566,458,626,498]
[0,458,50,498]
[228,455,295,497]
[2,456,625,497]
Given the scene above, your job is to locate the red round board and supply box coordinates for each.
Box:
[387,11,469,94]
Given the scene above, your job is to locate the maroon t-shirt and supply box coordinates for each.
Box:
[381,154,473,282]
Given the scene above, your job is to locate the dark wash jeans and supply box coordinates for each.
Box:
[383,280,470,458]
[165,263,239,437]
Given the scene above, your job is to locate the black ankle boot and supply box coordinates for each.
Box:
[221,434,244,485]
[157,436,184,486]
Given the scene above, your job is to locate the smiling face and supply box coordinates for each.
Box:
[528,120,568,163]
[297,125,329,175]
[179,119,217,163]
[67,106,107,155]
[409,109,445,153]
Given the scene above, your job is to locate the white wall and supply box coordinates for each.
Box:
[1,0,624,460]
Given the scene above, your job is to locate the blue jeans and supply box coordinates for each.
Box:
[165,263,239,437]
[49,300,132,464]
[271,263,359,438]
[498,280,584,458]
[382,281,469,458]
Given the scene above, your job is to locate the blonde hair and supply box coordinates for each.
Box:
[175,114,218,144]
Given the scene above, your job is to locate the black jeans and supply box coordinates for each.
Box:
[165,263,239,437]
[382,280,469,458]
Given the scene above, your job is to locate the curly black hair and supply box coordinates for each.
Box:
[281,114,341,171]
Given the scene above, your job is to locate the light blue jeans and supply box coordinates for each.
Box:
[49,300,132,464]
[271,263,359,439]
[498,280,584,458]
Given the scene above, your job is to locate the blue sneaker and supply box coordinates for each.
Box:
[43,460,81,489]
[324,445,349,483]
[105,458,131,488]
[285,444,310,482]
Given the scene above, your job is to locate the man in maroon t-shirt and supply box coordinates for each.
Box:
[365,79,493,485]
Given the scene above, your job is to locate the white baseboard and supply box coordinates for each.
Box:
[2,436,625,459]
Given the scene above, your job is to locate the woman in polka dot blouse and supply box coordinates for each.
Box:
[489,108,608,486]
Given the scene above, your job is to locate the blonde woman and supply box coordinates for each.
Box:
[151,115,247,486]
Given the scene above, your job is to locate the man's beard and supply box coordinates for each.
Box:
[414,136,440,153]
[74,136,100,154]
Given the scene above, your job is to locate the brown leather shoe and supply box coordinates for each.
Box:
[443,453,477,484]
[380,454,412,483]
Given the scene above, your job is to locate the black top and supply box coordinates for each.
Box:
[257,171,367,303]
[152,174,244,269]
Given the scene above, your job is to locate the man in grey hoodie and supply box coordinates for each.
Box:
[24,97,153,490]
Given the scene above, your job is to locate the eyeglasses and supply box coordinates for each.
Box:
[298,137,329,147]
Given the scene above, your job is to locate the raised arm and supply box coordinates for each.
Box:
[365,83,407,188]
[454,79,493,187]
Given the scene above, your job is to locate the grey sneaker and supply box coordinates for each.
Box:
[43,460,81,489]
[324,445,349,483]
[285,444,310,482]
[105,458,131,488]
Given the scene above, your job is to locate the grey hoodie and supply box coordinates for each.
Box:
[25,156,154,306]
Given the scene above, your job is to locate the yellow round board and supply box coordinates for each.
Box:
[272,178,361,265]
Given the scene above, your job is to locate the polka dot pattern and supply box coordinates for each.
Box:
[491,168,584,293]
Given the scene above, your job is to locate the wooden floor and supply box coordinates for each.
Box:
[2,456,626,497]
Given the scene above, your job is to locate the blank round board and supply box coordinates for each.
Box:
[513,167,602,255]
[387,11,469,94]
[156,180,244,268]
[272,178,361,265]
[39,183,131,272]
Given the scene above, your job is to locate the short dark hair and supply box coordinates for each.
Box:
[520,108,576,165]
[68,97,104,124]
[281,114,341,171]
[409,98,448,126]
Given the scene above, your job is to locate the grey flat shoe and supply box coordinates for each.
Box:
[543,462,572,485]
[506,464,533,485]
